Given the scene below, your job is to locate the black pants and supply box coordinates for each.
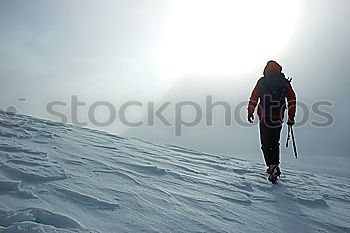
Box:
[259,118,282,166]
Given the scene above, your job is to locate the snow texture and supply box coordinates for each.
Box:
[0,110,349,233]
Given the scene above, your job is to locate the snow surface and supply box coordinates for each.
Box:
[0,110,349,233]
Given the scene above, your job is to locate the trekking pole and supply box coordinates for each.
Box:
[286,125,291,148]
[290,127,298,159]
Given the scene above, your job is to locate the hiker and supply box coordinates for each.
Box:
[247,60,296,183]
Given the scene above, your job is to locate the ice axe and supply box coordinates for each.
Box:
[286,125,298,159]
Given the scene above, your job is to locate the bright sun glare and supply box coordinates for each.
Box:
[158,0,300,77]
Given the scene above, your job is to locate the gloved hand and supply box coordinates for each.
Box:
[287,118,295,126]
[248,114,254,123]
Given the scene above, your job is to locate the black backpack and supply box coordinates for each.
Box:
[257,72,290,116]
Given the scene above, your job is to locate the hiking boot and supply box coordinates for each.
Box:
[266,167,270,174]
[266,164,277,175]
[268,165,281,184]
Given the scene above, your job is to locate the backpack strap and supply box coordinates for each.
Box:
[279,77,292,101]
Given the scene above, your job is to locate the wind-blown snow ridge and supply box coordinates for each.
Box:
[0,110,349,233]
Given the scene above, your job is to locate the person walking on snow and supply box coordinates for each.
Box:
[247,60,296,183]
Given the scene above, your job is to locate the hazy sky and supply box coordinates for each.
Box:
[1,0,349,157]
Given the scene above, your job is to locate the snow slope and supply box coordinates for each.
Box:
[0,110,349,233]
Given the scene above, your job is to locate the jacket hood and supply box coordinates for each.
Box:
[263,60,282,75]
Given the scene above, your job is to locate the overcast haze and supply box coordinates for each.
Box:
[1,0,349,158]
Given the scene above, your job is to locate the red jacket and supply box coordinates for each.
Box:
[247,61,296,119]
